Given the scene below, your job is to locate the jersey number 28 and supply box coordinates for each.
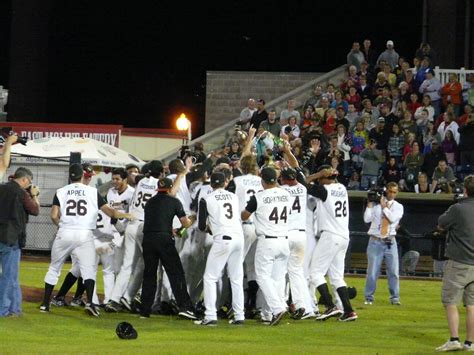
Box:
[334,200,347,217]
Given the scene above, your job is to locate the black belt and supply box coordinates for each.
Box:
[243,221,253,225]
[290,229,306,232]
[265,235,288,239]
[222,235,232,240]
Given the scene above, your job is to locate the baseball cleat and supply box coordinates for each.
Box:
[269,310,286,326]
[120,297,133,312]
[39,304,50,313]
[291,307,306,320]
[70,297,85,307]
[193,319,217,326]
[178,310,198,320]
[85,303,100,317]
[435,340,462,352]
[316,306,343,321]
[338,311,358,322]
[51,296,67,307]
[301,311,317,320]
[228,319,244,325]
[105,300,122,313]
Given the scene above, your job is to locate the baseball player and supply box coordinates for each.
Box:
[233,155,263,318]
[106,160,163,312]
[40,164,133,317]
[194,172,245,326]
[280,167,315,320]
[306,165,357,322]
[241,166,291,326]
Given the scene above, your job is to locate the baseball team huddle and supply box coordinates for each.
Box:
[39,127,357,326]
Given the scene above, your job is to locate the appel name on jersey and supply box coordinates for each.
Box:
[67,190,85,196]
[263,195,288,204]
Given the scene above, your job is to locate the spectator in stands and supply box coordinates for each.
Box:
[396,61,412,84]
[0,134,18,180]
[193,142,207,164]
[431,159,456,193]
[374,72,391,98]
[393,57,407,77]
[336,124,352,176]
[423,121,442,154]
[358,75,373,101]
[376,40,399,70]
[458,104,473,126]
[408,93,422,114]
[260,109,281,138]
[441,130,458,167]
[423,141,446,180]
[379,103,399,130]
[239,98,257,129]
[347,42,365,71]
[281,115,300,141]
[351,121,369,170]
[322,108,337,136]
[315,96,330,119]
[324,83,336,102]
[345,86,362,112]
[374,87,392,108]
[390,87,401,111]
[415,42,437,66]
[393,101,408,121]
[228,141,242,162]
[415,108,429,135]
[440,74,462,117]
[414,172,431,193]
[280,99,301,126]
[403,141,424,191]
[369,117,389,156]
[462,73,474,105]
[411,56,422,77]
[402,132,417,161]
[249,99,268,129]
[360,112,375,132]
[330,90,348,113]
[404,69,417,93]
[360,139,383,190]
[387,123,404,166]
[335,106,350,131]
[326,135,342,163]
[414,94,435,123]
[419,68,442,118]
[399,112,417,142]
[360,99,380,127]
[305,85,324,109]
[438,111,460,144]
[435,104,457,129]
[361,38,377,69]
[345,104,360,130]
[358,61,375,85]
[382,63,397,88]
[347,170,361,190]
[382,156,402,185]
[458,114,474,172]
[414,57,432,92]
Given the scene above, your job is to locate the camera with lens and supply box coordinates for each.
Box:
[179,145,197,164]
[367,186,386,203]
[0,127,28,145]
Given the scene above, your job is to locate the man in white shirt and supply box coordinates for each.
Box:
[363,181,404,305]
[280,99,301,126]
[419,68,442,117]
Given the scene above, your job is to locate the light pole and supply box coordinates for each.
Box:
[176,113,191,143]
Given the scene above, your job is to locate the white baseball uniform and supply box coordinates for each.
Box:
[199,188,245,321]
[309,182,350,290]
[45,183,105,286]
[281,182,313,312]
[245,186,290,319]
[109,176,158,304]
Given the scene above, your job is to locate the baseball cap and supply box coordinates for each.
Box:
[425,68,435,76]
[147,160,164,175]
[82,163,95,178]
[316,164,338,180]
[69,163,83,180]
[116,322,138,340]
[378,117,385,123]
[157,177,173,192]
[257,98,266,105]
[386,40,394,46]
[260,166,277,184]
[281,167,297,181]
[210,172,226,186]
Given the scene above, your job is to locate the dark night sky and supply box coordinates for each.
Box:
[2,0,423,137]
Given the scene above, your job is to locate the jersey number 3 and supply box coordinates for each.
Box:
[66,199,88,216]
[334,201,347,217]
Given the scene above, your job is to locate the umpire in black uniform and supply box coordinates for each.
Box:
[140,175,197,319]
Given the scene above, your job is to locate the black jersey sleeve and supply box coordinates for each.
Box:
[309,184,328,201]
[52,193,60,206]
[97,192,107,208]
[245,194,257,213]
[175,199,187,219]
[198,198,208,232]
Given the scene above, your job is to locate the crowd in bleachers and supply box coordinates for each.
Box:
[232,40,474,193]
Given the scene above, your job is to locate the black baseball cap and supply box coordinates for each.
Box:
[147,160,164,175]
[316,164,338,180]
[82,163,95,178]
[157,177,173,191]
[69,163,83,180]
[281,167,297,181]
[211,172,226,186]
[261,166,277,184]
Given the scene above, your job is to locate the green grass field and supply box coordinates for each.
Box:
[0,260,461,354]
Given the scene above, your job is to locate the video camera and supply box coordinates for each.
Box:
[367,186,386,203]
[179,145,197,164]
[0,127,28,146]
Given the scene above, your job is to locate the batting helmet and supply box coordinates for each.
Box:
[348,286,357,299]
[116,322,138,340]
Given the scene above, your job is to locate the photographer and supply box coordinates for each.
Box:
[435,175,474,352]
[363,181,404,305]
[0,134,18,179]
[0,167,40,317]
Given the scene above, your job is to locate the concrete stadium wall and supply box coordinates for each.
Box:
[205,71,323,133]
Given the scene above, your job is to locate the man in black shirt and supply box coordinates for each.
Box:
[140,176,197,319]
[249,99,268,129]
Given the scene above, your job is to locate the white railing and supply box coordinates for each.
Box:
[434,66,474,86]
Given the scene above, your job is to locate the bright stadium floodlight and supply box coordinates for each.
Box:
[176,113,191,142]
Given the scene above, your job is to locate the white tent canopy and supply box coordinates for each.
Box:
[11,137,144,168]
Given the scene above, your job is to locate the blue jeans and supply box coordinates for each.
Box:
[361,174,378,190]
[0,242,22,316]
[364,237,399,302]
